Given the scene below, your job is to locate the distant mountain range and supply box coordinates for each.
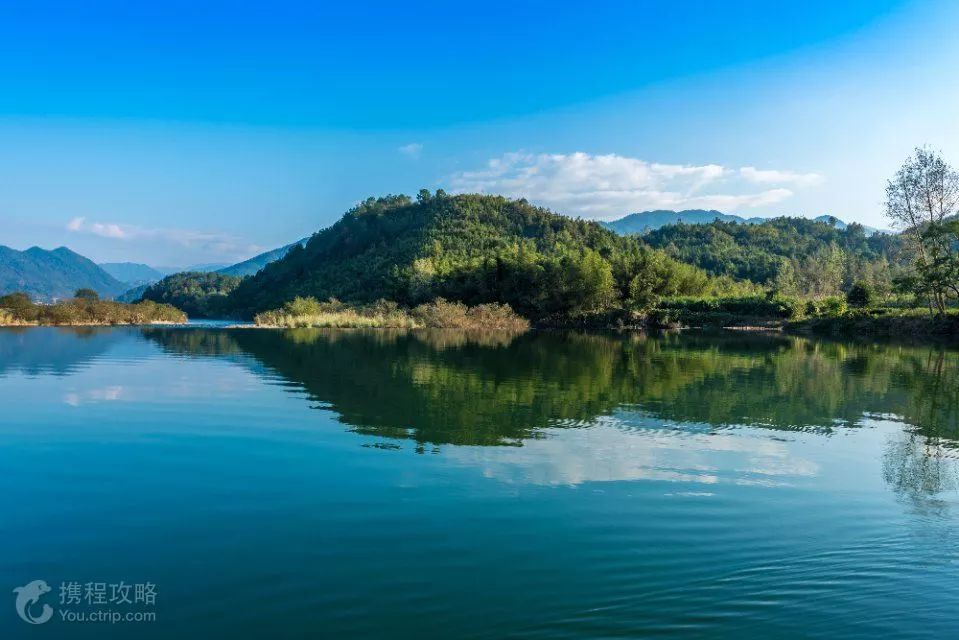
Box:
[185,262,231,272]
[601,209,882,235]
[0,236,311,302]
[0,246,128,301]
[216,239,308,277]
[99,262,168,287]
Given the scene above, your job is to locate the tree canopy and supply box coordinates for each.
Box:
[141,272,243,318]
[643,217,906,297]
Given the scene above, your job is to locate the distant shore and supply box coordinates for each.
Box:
[0,295,187,327]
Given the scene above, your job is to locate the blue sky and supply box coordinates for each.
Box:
[2,0,958,265]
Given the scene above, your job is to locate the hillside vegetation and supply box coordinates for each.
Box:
[643,217,906,297]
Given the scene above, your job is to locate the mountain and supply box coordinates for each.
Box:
[152,262,230,274]
[216,239,309,278]
[0,246,128,301]
[603,209,882,236]
[602,210,768,234]
[812,214,883,234]
[98,262,166,286]
[227,193,718,320]
[183,262,230,273]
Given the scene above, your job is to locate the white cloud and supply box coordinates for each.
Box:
[398,142,423,159]
[92,222,127,239]
[739,166,822,186]
[448,152,819,218]
[65,218,262,261]
[66,217,127,238]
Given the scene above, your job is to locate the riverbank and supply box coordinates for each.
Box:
[249,296,959,343]
[787,309,959,339]
[643,306,959,341]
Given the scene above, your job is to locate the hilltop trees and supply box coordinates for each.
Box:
[885,147,959,313]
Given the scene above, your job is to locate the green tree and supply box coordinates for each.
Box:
[885,147,959,313]
[846,281,875,307]
[74,288,100,301]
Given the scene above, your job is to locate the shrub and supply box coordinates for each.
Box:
[846,281,875,308]
[0,292,35,316]
[74,288,100,301]
[819,296,847,316]
[654,295,802,319]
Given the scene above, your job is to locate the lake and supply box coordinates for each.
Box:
[2,327,958,638]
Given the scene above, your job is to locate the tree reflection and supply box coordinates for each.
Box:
[144,328,959,448]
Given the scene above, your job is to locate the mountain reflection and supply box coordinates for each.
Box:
[0,326,127,376]
[143,328,959,450]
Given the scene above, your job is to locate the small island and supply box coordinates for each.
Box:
[0,290,185,326]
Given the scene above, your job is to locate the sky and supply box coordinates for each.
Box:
[2,0,958,266]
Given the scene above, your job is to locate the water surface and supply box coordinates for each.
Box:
[2,327,958,638]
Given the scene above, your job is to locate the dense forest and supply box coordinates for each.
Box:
[643,217,907,297]
[228,191,741,322]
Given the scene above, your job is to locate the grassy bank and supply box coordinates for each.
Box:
[645,294,959,340]
[253,297,530,331]
[0,292,186,326]
[645,295,805,330]
[788,308,959,338]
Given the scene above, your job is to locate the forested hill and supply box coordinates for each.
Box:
[228,192,726,320]
[0,245,128,300]
[642,217,906,296]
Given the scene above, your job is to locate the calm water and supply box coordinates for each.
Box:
[2,327,959,638]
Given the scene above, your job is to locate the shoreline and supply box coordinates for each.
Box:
[5,316,959,346]
[0,320,185,328]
